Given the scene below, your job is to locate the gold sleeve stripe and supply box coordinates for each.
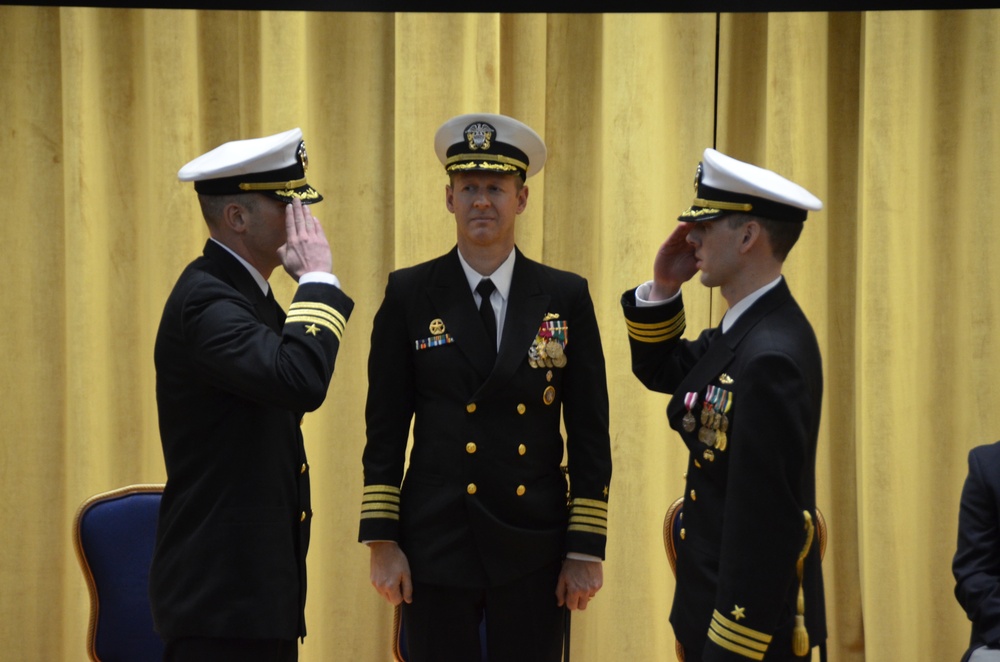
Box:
[362,494,399,508]
[363,485,401,496]
[286,314,344,339]
[290,300,348,322]
[625,311,685,343]
[360,503,399,514]
[287,308,347,333]
[571,506,608,519]
[361,484,400,520]
[711,611,772,643]
[709,621,768,651]
[288,304,347,333]
[288,302,347,328]
[360,511,400,521]
[706,629,765,661]
[569,496,608,533]
[571,498,609,511]
[706,610,771,660]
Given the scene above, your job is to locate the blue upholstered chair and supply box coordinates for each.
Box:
[662,497,828,662]
[73,484,165,662]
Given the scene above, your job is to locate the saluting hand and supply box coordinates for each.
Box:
[278,198,333,280]
[650,222,698,301]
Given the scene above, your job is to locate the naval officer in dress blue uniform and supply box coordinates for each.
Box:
[359,113,612,661]
[954,440,1000,662]
[150,128,353,662]
[621,149,826,661]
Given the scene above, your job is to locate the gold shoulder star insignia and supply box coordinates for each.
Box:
[304,323,320,336]
[731,605,746,621]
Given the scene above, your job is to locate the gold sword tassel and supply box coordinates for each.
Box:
[793,511,815,657]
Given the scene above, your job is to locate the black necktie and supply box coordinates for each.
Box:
[476,278,497,352]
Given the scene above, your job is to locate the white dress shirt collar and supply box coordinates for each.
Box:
[210,238,270,295]
[456,247,516,301]
[720,275,783,333]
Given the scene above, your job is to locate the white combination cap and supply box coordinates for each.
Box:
[680,148,821,223]
[178,127,322,204]
[435,113,546,180]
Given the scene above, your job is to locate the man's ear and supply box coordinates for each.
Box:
[445,184,455,213]
[739,220,762,254]
[222,203,247,233]
[516,183,529,214]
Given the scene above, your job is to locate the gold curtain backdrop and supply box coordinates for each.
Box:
[2,6,998,660]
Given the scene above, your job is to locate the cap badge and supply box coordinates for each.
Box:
[298,141,309,171]
[464,122,495,151]
[693,162,702,192]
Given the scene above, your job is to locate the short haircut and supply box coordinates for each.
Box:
[197,193,259,227]
[724,212,803,261]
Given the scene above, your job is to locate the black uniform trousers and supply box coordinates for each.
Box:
[163,637,297,662]
[402,560,564,662]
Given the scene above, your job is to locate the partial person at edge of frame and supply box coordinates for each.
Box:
[954,440,1000,662]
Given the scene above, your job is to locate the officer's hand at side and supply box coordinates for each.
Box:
[650,222,698,300]
[555,559,603,611]
[369,541,413,606]
[278,198,333,280]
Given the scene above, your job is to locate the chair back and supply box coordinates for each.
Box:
[73,484,165,662]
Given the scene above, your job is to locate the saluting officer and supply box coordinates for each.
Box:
[621,148,826,661]
[359,113,612,661]
[150,128,353,662]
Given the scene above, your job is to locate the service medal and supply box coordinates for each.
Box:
[682,391,698,432]
[543,385,556,405]
[528,318,568,369]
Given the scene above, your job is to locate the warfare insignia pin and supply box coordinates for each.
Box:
[429,318,446,335]
[719,373,734,385]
